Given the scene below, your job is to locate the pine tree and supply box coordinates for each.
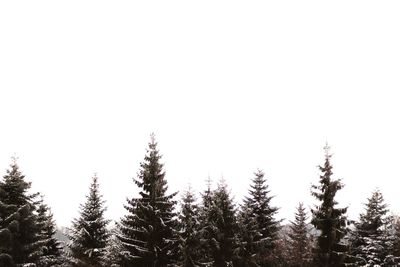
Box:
[242,169,280,266]
[177,186,202,267]
[350,189,397,266]
[202,179,237,267]
[287,203,313,267]
[36,196,63,266]
[117,134,179,267]
[68,174,110,266]
[0,159,43,266]
[198,177,214,266]
[311,144,349,267]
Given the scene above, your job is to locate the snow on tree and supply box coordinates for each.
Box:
[242,169,280,266]
[235,205,263,267]
[287,203,313,267]
[36,195,63,266]
[0,159,43,266]
[311,144,349,267]
[177,186,202,267]
[117,134,179,267]
[102,228,124,267]
[349,189,398,266]
[201,179,237,267]
[67,174,110,266]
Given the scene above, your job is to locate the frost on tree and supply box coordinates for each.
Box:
[0,160,43,266]
[117,134,179,267]
[311,145,349,267]
[241,169,281,266]
[177,186,202,267]
[68,174,110,266]
[349,189,399,266]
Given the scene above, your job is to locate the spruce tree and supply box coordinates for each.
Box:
[177,186,202,267]
[36,196,63,266]
[350,189,397,266]
[287,203,313,267]
[235,206,263,267]
[117,134,179,267]
[198,177,214,266]
[202,179,237,267]
[242,169,280,266]
[68,174,110,266]
[311,144,348,267]
[0,159,42,266]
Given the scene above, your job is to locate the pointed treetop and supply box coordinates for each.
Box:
[323,142,331,159]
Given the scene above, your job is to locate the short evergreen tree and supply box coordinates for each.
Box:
[36,196,63,266]
[103,229,124,267]
[242,169,280,266]
[0,159,42,266]
[311,145,349,267]
[287,203,313,267]
[117,134,179,267]
[349,189,397,266]
[177,186,202,267]
[202,179,237,267]
[68,174,110,266]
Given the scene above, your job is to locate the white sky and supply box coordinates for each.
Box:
[1,1,400,227]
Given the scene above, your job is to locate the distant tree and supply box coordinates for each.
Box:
[0,159,42,266]
[177,186,202,267]
[103,229,123,267]
[36,196,63,266]
[68,174,110,266]
[202,180,237,267]
[287,203,313,267]
[117,134,179,267]
[311,144,349,267]
[349,189,397,266]
[198,177,214,266]
[242,169,280,266]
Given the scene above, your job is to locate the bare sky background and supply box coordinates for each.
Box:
[1,1,400,227]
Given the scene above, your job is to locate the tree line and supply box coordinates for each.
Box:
[1,135,400,267]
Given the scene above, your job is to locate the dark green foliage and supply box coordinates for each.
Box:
[311,146,349,267]
[68,174,110,266]
[36,196,63,266]
[235,206,262,267]
[287,203,313,267]
[0,160,42,266]
[177,187,202,267]
[118,134,179,267]
[242,169,280,266]
[202,180,237,267]
[349,190,397,266]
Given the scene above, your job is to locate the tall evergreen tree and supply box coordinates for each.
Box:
[177,186,202,267]
[287,203,313,267]
[202,180,237,267]
[198,177,214,266]
[350,189,397,266]
[311,144,348,267]
[242,169,280,266]
[36,196,63,266]
[68,174,110,266]
[118,134,179,267]
[0,159,42,266]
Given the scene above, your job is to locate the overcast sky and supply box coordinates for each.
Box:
[1,1,400,227]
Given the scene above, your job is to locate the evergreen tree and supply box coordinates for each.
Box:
[311,144,349,267]
[235,206,263,267]
[202,179,237,267]
[68,174,110,266]
[287,203,313,267]
[0,159,42,266]
[36,196,63,266]
[242,169,280,266]
[349,189,397,266]
[103,229,124,267]
[118,134,179,267]
[177,186,202,267]
[198,177,214,266]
